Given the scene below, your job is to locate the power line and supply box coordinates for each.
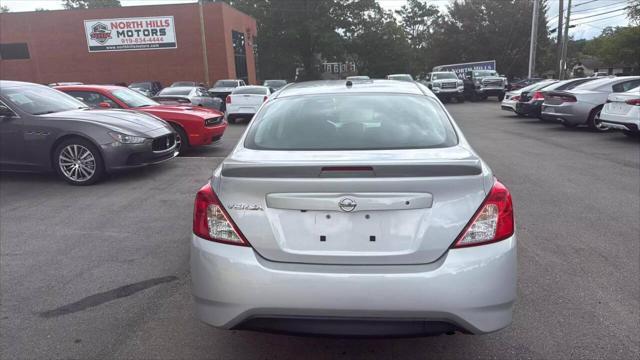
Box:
[572,11,630,25]
[572,6,629,21]
[548,0,628,21]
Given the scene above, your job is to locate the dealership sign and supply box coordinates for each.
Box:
[84,16,177,52]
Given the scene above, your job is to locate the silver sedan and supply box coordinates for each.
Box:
[190,80,517,336]
[541,76,640,131]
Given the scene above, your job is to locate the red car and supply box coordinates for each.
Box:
[56,85,227,154]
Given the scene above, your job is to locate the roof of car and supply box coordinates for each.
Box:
[0,80,48,89]
[274,80,429,99]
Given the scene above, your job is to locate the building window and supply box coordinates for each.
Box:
[0,43,30,60]
[232,31,248,83]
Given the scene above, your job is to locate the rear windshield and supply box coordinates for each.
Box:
[388,75,413,81]
[171,81,195,87]
[214,80,239,88]
[474,70,497,77]
[232,87,268,95]
[158,88,191,96]
[245,94,457,150]
[264,80,287,87]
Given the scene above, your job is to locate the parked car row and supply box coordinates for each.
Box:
[501,76,640,136]
[0,80,233,185]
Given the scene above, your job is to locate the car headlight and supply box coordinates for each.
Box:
[109,132,147,144]
[457,80,463,86]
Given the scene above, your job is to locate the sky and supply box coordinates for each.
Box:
[1,0,632,39]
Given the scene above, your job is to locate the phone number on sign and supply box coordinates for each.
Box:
[120,37,165,44]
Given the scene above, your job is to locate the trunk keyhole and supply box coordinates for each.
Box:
[320,236,326,242]
[405,201,410,205]
[370,236,376,242]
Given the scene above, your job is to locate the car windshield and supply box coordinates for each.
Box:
[264,80,287,87]
[432,73,458,80]
[545,78,594,91]
[245,94,457,150]
[474,70,497,77]
[1,85,87,115]
[129,83,151,90]
[157,88,192,96]
[214,80,239,88]
[111,88,159,107]
[232,87,268,95]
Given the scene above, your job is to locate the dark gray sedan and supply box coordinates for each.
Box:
[0,81,177,185]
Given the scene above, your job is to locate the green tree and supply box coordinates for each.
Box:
[427,0,554,78]
[62,0,121,9]
[583,26,640,68]
[395,0,440,75]
[628,0,640,24]
[1,5,10,13]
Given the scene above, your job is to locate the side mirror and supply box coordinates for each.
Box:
[98,102,112,109]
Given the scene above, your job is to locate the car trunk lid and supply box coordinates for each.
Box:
[216,146,489,265]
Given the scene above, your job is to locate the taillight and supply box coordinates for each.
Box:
[263,96,268,102]
[193,183,249,246]
[225,96,231,104]
[453,179,514,248]
[625,98,640,106]
[531,91,544,100]
[512,95,521,101]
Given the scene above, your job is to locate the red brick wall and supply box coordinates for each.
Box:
[0,2,257,86]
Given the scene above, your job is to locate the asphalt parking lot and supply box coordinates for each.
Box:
[1,101,638,359]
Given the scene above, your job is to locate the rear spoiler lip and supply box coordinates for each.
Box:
[221,162,483,178]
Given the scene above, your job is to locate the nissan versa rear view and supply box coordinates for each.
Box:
[191,80,516,336]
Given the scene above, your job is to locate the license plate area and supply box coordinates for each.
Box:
[271,209,425,255]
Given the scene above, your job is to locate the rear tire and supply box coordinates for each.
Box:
[587,106,609,132]
[498,93,505,101]
[53,138,104,186]
[227,115,236,124]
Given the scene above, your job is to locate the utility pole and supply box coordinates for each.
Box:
[556,0,564,78]
[560,0,572,80]
[199,0,210,86]
[528,0,540,78]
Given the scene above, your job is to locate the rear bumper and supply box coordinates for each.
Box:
[227,105,260,116]
[501,100,517,112]
[541,104,589,125]
[515,101,543,116]
[600,119,640,133]
[191,235,517,335]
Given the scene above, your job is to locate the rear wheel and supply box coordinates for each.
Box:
[54,138,104,186]
[587,106,609,132]
[227,115,236,124]
[498,93,505,101]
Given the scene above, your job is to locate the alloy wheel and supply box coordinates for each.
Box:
[58,144,96,182]
[593,111,609,131]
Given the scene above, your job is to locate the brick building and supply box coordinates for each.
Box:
[0,2,257,86]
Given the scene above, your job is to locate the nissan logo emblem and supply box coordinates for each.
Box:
[338,197,357,212]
